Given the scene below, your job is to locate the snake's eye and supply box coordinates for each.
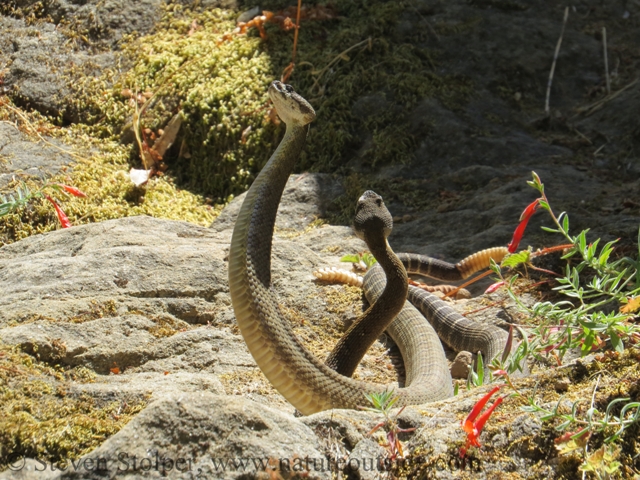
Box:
[375,198,383,207]
[284,84,295,93]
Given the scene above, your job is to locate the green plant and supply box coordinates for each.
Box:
[491,172,640,373]
[362,391,415,461]
[340,251,378,270]
[0,183,86,228]
[0,183,32,217]
[486,172,640,475]
[466,352,486,388]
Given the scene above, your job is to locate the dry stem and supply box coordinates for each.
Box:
[545,7,569,115]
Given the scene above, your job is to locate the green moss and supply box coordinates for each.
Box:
[1,0,480,238]
[64,1,474,202]
[68,300,118,324]
[0,343,146,470]
[0,105,219,245]
[146,315,190,338]
[71,5,279,202]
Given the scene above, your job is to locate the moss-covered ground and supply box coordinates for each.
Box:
[0,343,146,471]
[1,0,469,241]
[1,1,639,476]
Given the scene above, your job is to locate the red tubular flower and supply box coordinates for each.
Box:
[485,281,506,294]
[44,195,72,228]
[57,184,87,198]
[472,396,504,440]
[507,199,541,253]
[461,386,504,455]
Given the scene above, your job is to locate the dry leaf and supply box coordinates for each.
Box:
[152,113,183,158]
[621,296,640,314]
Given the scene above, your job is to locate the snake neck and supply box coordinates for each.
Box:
[325,231,408,377]
[230,123,309,290]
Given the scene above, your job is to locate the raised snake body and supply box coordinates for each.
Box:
[229,81,507,415]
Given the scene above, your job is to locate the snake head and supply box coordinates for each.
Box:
[353,190,393,241]
[268,81,316,126]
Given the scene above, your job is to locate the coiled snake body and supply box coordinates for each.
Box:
[229,81,507,415]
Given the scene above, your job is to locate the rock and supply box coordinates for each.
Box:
[347,439,387,480]
[0,16,116,121]
[212,173,345,232]
[554,378,571,393]
[0,122,75,188]
[302,410,376,451]
[51,393,330,480]
[0,213,342,411]
[0,459,58,480]
[450,351,472,379]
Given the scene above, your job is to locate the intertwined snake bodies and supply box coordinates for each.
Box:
[228,81,454,414]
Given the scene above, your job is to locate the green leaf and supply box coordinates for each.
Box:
[581,331,595,356]
[489,257,502,275]
[361,253,377,268]
[340,254,360,263]
[609,331,624,353]
[562,213,569,234]
[577,230,589,254]
[528,171,544,193]
[476,353,484,385]
[560,247,578,260]
[502,250,530,268]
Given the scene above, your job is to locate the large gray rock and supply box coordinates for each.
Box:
[26,393,330,480]
[213,173,346,232]
[0,213,344,412]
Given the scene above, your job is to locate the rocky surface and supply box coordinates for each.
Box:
[0,14,116,122]
[0,170,601,479]
[1,0,640,478]
[0,122,76,188]
[0,175,543,479]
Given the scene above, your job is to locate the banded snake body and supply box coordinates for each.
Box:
[228,81,509,415]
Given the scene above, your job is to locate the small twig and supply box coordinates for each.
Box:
[529,243,574,259]
[545,7,569,115]
[292,0,302,64]
[443,269,493,298]
[311,38,372,93]
[281,0,303,83]
[410,6,440,43]
[593,143,607,156]
[462,300,503,317]
[3,104,86,162]
[527,265,561,276]
[602,27,610,95]
[573,77,638,117]
[572,127,593,145]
